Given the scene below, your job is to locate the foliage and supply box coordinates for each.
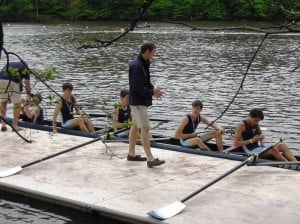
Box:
[0,0,299,21]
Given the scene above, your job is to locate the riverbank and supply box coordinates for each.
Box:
[1,129,300,223]
[1,19,290,30]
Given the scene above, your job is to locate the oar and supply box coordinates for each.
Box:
[247,161,300,166]
[88,113,171,123]
[147,138,283,220]
[0,128,129,178]
[104,137,171,143]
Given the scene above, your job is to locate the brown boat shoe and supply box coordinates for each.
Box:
[127,154,147,161]
[147,158,165,168]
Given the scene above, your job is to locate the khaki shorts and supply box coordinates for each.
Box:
[131,105,150,128]
[0,79,22,104]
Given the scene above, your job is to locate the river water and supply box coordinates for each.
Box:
[1,21,300,222]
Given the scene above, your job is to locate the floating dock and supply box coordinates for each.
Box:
[1,129,300,223]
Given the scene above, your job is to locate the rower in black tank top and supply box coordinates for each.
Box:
[182,114,201,140]
[118,106,131,123]
[61,96,75,123]
[242,120,261,150]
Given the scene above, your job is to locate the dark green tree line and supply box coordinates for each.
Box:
[0,0,299,21]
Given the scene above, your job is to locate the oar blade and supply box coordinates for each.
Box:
[0,166,22,178]
[147,201,186,220]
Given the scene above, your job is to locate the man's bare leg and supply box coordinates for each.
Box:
[84,118,95,132]
[12,103,21,130]
[203,130,223,151]
[265,148,287,161]
[277,144,297,161]
[215,131,224,151]
[140,127,154,161]
[0,101,7,129]
[128,125,139,157]
[186,137,211,150]
[71,119,89,132]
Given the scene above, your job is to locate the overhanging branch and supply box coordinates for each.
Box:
[78,0,154,49]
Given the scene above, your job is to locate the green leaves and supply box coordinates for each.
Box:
[46,95,61,106]
[1,0,299,21]
[124,120,133,128]
[39,67,59,81]
[102,123,115,135]
[114,101,123,110]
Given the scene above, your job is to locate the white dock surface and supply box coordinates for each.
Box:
[1,129,300,224]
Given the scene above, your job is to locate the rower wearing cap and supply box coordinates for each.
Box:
[22,94,44,124]
[175,100,224,151]
[112,89,132,137]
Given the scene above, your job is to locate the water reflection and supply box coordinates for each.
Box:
[1,22,300,151]
[0,200,70,224]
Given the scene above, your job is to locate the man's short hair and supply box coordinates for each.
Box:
[140,42,156,54]
[120,89,129,98]
[249,108,264,120]
[192,100,203,109]
[62,82,73,91]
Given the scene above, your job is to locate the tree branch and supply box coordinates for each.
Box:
[160,21,300,34]
[279,5,300,15]
[78,0,154,49]
[205,33,269,129]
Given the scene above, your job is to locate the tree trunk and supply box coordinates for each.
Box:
[35,0,39,20]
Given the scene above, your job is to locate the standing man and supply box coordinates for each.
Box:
[128,42,165,168]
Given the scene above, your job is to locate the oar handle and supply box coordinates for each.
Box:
[181,160,247,203]
[22,136,102,168]
[88,113,171,123]
[22,127,130,169]
[181,139,283,203]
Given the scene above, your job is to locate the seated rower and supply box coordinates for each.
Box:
[234,108,297,161]
[112,89,132,137]
[21,94,44,124]
[52,82,95,133]
[175,100,224,151]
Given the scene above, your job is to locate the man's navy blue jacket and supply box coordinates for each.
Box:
[129,54,154,107]
[0,62,29,83]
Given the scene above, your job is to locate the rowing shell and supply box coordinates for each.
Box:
[5,117,300,172]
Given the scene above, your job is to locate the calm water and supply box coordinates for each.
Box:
[1,21,300,222]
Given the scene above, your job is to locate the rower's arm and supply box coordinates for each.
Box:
[201,116,222,131]
[112,108,124,129]
[74,98,83,115]
[33,106,40,119]
[52,103,61,132]
[23,105,33,119]
[174,117,197,139]
[234,123,251,147]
